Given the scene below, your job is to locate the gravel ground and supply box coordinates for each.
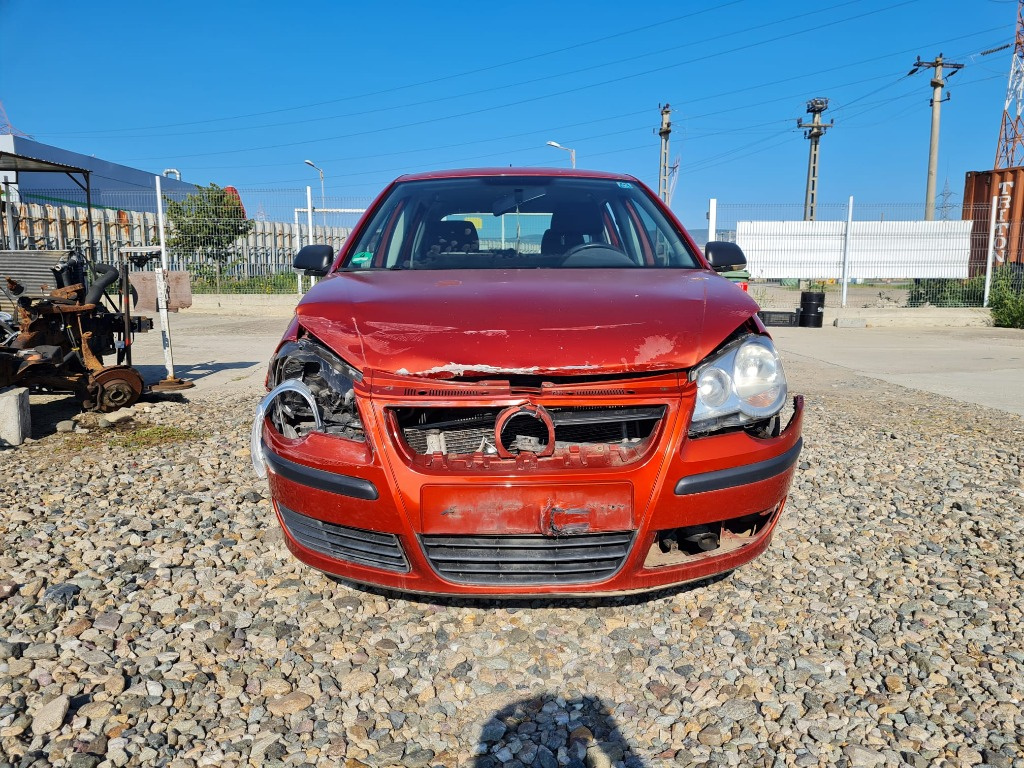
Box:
[0,356,1022,768]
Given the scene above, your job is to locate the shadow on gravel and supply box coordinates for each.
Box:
[27,394,81,439]
[473,694,649,768]
[134,359,259,385]
[19,391,190,441]
[326,571,732,609]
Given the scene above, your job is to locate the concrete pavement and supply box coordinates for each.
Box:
[771,325,1024,416]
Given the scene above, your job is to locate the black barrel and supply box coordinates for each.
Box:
[798,291,825,328]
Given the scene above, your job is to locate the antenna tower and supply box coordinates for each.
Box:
[995,1,1024,169]
[0,101,28,137]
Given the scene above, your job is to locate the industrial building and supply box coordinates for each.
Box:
[0,135,197,212]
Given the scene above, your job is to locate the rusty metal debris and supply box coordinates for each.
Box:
[0,247,154,412]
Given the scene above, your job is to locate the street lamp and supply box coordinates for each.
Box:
[546,140,576,169]
[303,159,326,227]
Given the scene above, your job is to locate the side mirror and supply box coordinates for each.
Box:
[294,244,334,276]
[704,241,747,272]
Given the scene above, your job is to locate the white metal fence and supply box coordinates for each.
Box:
[0,187,369,294]
[705,200,1000,309]
[0,189,1012,307]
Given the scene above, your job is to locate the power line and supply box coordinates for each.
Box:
[49,0,882,143]
[35,0,756,136]
[122,0,921,161]
[139,17,1006,187]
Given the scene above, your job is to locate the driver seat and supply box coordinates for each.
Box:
[423,220,479,254]
[540,206,604,255]
[540,228,583,255]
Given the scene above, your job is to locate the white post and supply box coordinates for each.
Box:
[306,186,314,245]
[306,188,318,287]
[294,208,302,296]
[3,181,15,249]
[840,195,854,309]
[154,176,177,382]
[984,194,998,308]
[707,198,717,243]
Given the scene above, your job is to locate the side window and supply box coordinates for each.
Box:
[629,195,699,267]
[350,220,384,268]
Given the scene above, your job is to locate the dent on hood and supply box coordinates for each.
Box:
[394,362,602,378]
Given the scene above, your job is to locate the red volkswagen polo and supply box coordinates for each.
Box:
[251,168,802,596]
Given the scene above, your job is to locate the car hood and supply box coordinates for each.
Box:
[294,269,758,378]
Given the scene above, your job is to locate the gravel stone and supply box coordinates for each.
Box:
[266,691,313,716]
[0,352,1019,767]
[30,695,69,735]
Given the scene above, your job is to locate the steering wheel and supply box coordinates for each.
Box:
[561,242,635,266]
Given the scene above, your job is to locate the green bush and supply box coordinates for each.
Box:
[190,272,297,294]
[990,266,1024,328]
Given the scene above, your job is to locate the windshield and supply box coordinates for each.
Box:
[342,176,702,270]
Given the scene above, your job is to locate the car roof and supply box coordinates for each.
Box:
[394,167,640,183]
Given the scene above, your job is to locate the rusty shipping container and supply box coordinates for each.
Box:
[963,167,1024,273]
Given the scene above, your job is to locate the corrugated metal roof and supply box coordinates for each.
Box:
[0,151,89,175]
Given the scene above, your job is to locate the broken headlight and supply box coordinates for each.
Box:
[689,334,787,435]
[267,337,365,442]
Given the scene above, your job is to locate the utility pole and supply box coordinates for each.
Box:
[797,98,832,221]
[910,53,963,220]
[658,104,672,204]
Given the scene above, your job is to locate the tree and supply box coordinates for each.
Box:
[164,184,253,263]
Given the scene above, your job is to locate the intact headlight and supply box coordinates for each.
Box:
[263,336,364,442]
[689,335,787,434]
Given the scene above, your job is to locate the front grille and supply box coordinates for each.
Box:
[278,504,409,572]
[395,405,665,456]
[420,531,634,585]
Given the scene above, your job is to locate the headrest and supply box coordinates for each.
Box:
[550,207,603,234]
[424,220,479,251]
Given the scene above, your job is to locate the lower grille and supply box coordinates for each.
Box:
[420,531,633,585]
[278,504,409,572]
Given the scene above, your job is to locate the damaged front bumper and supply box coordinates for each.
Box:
[252,374,804,596]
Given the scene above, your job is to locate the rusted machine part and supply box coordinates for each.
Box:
[19,371,87,395]
[78,321,105,373]
[151,377,195,392]
[86,366,144,413]
[49,284,84,302]
[13,302,98,350]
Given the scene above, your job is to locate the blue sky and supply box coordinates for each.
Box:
[0,0,1016,227]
